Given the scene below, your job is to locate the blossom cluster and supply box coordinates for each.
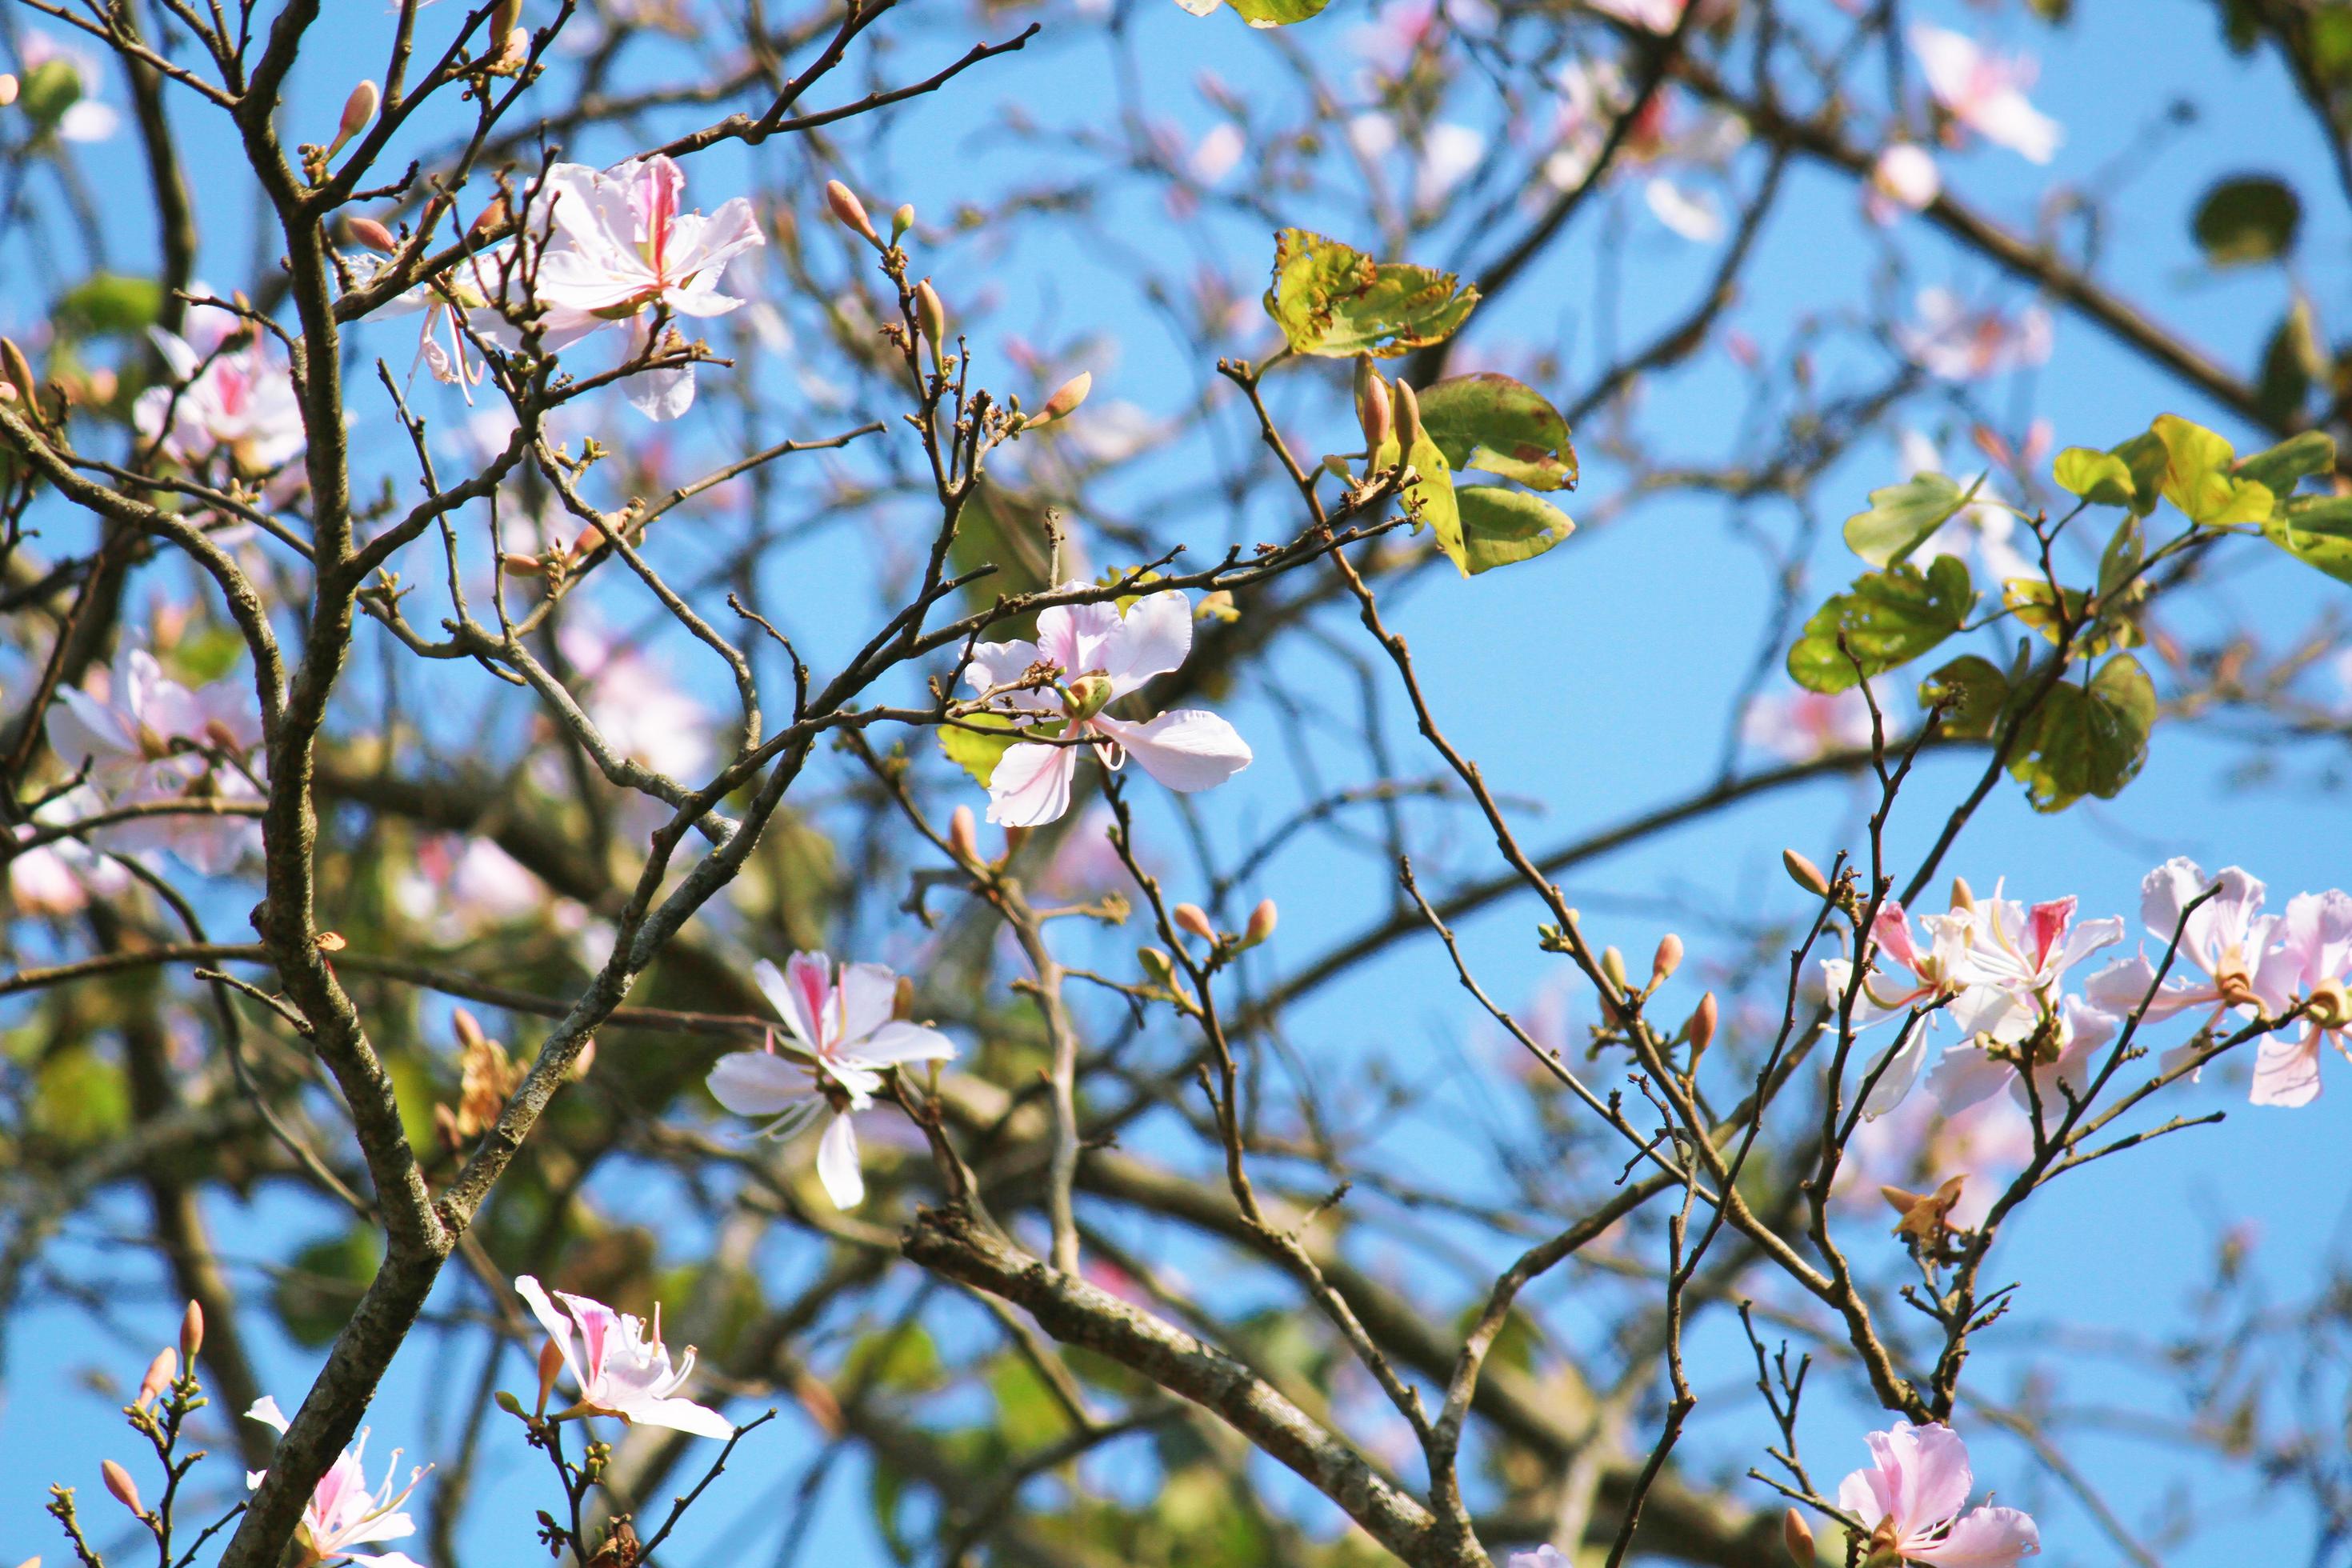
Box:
[1827,858,2352,1122]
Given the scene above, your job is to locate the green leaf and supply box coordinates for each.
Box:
[2254,299,2324,426]
[54,274,164,340]
[2052,446,2136,507]
[274,1227,384,1348]
[2261,495,2352,584]
[1920,655,2010,740]
[1224,0,1332,24]
[1262,229,1478,359]
[2152,414,2274,526]
[2002,577,2142,655]
[1399,434,1466,574]
[938,711,1055,790]
[1452,486,1575,574]
[2097,515,2146,598]
[1842,471,1979,567]
[2106,430,2170,518]
[1786,556,1976,694]
[32,1045,127,1145]
[1415,374,1578,490]
[2192,175,2302,266]
[2234,429,2336,500]
[2008,654,2157,812]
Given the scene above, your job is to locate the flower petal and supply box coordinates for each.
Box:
[706,1050,811,1117]
[628,1395,737,1440]
[1910,1502,2041,1566]
[247,1394,291,1435]
[985,741,1078,826]
[815,1110,865,1209]
[1092,708,1250,793]
[1101,590,1193,698]
[851,1019,958,1068]
[2250,1031,2323,1108]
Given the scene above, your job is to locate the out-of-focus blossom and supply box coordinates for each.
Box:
[513,1277,733,1438]
[1911,24,2062,165]
[1898,289,2052,382]
[519,156,764,419]
[245,1396,429,1567]
[8,787,133,917]
[1866,142,1941,225]
[706,951,956,1208]
[1838,1421,2039,1566]
[46,646,266,874]
[1842,1090,2034,1228]
[1822,898,1978,1116]
[1740,683,1878,763]
[2248,890,2352,1107]
[554,623,712,781]
[1643,176,1723,240]
[134,310,308,470]
[1540,59,1743,242]
[1894,430,2032,582]
[1417,122,1487,209]
[1507,1548,1570,1568]
[1189,122,1246,186]
[2084,859,2294,1034]
[17,32,119,142]
[964,586,1252,827]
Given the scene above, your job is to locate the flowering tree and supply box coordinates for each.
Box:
[4,1,2350,1565]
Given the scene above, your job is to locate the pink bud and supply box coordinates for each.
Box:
[1390,377,1423,453]
[134,1347,178,1409]
[948,804,980,864]
[1782,849,1828,899]
[1242,898,1278,948]
[1173,904,1217,943]
[347,215,398,254]
[1354,357,1394,455]
[1650,933,1683,986]
[1037,371,1090,425]
[826,180,880,246]
[1687,991,1718,1061]
[535,1337,564,1416]
[180,1299,204,1363]
[102,1460,143,1518]
[1782,1507,1815,1564]
[329,79,378,157]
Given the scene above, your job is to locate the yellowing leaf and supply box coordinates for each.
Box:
[1262,229,1478,359]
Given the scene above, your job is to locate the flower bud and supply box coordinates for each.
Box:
[914,280,948,353]
[328,79,379,157]
[1601,945,1629,993]
[453,1006,486,1051]
[1390,377,1423,453]
[1138,946,1175,985]
[494,1389,526,1417]
[891,203,915,242]
[1782,1506,1815,1564]
[0,74,19,109]
[2,338,35,408]
[493,26,530,71]
[491,0,523,37]
[1782,848,1828,899]
[102,1460,143,1518]
[826,180,880,246]
[1173,903,1217,943]
[1950,875,1976,914]
[180,1299,204,1364]
[134,1347,178,1409]
[535,1336,564,1416]
[949,804,981,864]
[1354,357,1394,456]
[502,551,546,576]
[1687,991,1718,1061]
[347,214,398,254]
[893,974,915,1022]
[1650,933,1683,987]
[1033,370,1091,426]
[1242,898,1278,949]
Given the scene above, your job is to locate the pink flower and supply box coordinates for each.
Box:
[964,586,1252,827]
[2083,858,2294,1033]
[2247,890,2352,1107]
[1910,25,2062,165]
[1838,1421,2038,1566]
[1898,290,2053,382]
[706,952,957,1208]
[44,645,265,874]
[8,789,131,916]
[133,311,307,470]
[1821,898,1978,1117]
[244,1396,429,1568]
[1946,887,2123,1044]
[1867,142,1942,225]
[513,1276,734,1438]
[524,155,765,420]
[1507,1550,1570,1568]
[1740,683,1877,763]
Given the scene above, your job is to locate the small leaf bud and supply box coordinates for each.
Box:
[1782,1506,1815,1565]
[1173,903,1217,943]
[347,214,398,254]
[1650,933,1683,987]
[179,1299,204,1364]
[1242,898,1278,949]
[102,1460,143,1518]
[491,0,523,37]
[1138,946,1176,985]
[1391,377,1423,452]
[1687,991,1718,1062]
[329,79,379,158]
[891,203,915,242]
[494,1389,526,1417]
[826,180,881,246]
[1601,946,1629,993]
[948,804,980,865]
[134,1347,178,1409]
[2,338,35,408]
[1782,849,1829,899]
